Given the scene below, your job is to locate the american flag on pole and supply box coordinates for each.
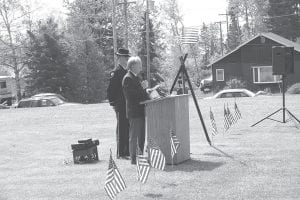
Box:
[170,130,180,159]
[147,138,166,171]
[104,152,126,200]
[224,105,230,131]
[136,147,151,184]
[210,108,218,136]
[227,105,235,125]
[180,26,199,44]
[234,102,242,121]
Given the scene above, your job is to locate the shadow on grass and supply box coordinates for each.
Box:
[227,137,239,140]
[203,152,224,157]
[165,159,224,172]
[211,145,248,166]
[231,133,243,135]
[144,193,163,198]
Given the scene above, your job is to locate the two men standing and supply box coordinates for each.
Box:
[107,48,149,164]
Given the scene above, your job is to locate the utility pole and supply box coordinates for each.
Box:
[219,11,231,47]
[112,0,118,69]
[146,0,151,83]
[215,21,226,55]
[118,0,136,49]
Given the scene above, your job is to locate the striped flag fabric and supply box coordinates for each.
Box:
[104,153,126,200]
[227,105,235,125]
[170,130,180,159]
[224,105,230,131]
[210,108,218,136]
[180,26,199,44]
[136,147,151,184]
[234,102,242,121]
[147,138,166,171]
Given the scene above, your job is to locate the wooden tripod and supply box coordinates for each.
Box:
[170,54,212,146]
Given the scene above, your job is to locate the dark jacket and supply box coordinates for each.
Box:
[122,71,149,118]
[107,65,127,112]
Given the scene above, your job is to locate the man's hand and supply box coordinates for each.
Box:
[146,88,152,94]
[141,80,149,89]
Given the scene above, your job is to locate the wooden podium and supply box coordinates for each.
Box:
[141,94,190,164]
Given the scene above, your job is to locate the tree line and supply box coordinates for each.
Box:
[0,0,299,103]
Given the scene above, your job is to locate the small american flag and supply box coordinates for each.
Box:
[147,138,166,171]
[210,108,218,136]
[224,105,230,131]
[104,153,126,200]
[227,105,235,125]
[170,130,180,159]
[136,147,151,184]
[234,102,242,121]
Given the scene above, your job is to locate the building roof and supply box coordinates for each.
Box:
[0,76,14,79]
[208,32,300,67]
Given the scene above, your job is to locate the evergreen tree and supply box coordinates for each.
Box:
[267,0,300,41]
[137,12,165,87]
[65,0,119,103]
[227,6,242,51]
[26,18,71,97]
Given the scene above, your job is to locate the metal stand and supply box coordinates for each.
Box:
[170,54,211,145]
[251,74,300,127]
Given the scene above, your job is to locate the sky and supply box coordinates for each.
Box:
[35,0,229,27]
[177,0,228,26]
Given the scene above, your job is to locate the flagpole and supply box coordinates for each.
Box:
[223,103,226,137]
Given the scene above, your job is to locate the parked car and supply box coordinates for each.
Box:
[16,96,75,108]
[32,93,68,102]
[199,76,212,93]
[204,88,264,99]
[0,103,9,109]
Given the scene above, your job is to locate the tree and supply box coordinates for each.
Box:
[226,0,268,42]
[65,0,117,103]
[25,18,71,97]
[267,0,300,41]
[0,0,29,100]
[157,0,184,86]
[227,5,242,51]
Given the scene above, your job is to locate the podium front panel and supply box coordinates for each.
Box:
[143,95,190,164]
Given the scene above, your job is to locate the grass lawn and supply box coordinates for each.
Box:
[0,94,299,200]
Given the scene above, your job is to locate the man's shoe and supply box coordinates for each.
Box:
[131,159,136,165]
[120,156,130,160]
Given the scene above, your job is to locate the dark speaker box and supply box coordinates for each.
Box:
[272,46,294,75]
[285,47,294,74]
[272,46,286,75]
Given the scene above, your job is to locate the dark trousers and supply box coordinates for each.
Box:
[128,117,145,162]
[116,110,130,157]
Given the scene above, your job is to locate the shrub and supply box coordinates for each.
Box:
[225,78,246,89]
[287,83,300,94]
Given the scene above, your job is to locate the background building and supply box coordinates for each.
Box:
[209,32,300,93]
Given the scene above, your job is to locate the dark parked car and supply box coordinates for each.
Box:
[17,96,67,108]
[200,76,212,93]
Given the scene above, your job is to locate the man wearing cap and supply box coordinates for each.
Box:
[107,48,130,159]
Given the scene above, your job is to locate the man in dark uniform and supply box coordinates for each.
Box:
[107,48,130,159]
